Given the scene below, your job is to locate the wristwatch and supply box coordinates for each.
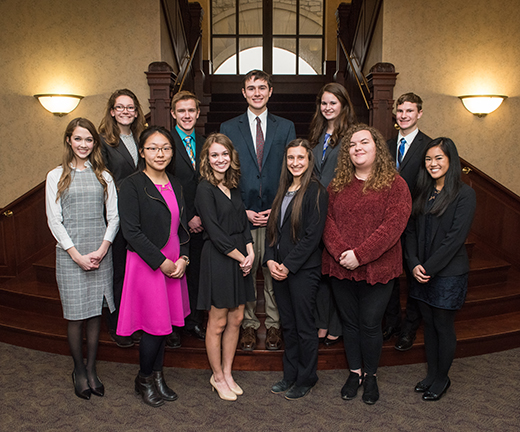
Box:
[180,255,190,266]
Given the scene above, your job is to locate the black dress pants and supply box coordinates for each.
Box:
[184,231,204,330]
[273,266,320,387]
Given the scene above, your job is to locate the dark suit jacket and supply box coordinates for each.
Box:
[168,129,204,222]
[405,183,476,278]
[118,171,190,270]
[312,131,341,188]
[264,181,328,274]
[388,130,431,193]
[220,112,296,213]
[100,136,138,189]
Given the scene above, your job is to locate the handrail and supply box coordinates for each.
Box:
[338,37,370,109]
[174,34,202,94]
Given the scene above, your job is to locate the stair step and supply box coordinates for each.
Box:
[33,251,56,284]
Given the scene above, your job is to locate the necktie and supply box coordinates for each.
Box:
[397,137,406,169]
[183,136,196,169]
[256,117,264,170]
[322,133,331,164]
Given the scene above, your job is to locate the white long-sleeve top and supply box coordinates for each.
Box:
[45,162,119,251]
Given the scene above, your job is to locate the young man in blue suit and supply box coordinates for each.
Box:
[167,90,206,347]
[383,92,432,351]
[220,70,297,351]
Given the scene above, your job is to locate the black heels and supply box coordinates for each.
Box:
[89,376,105,397]
[414,380,431,393]
[422,378,451,401]
[72,372,91,400]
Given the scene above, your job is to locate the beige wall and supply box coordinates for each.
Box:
[381,0,520,196]
[0,0,163,207]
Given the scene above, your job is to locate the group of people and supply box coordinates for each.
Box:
[45,69,475,407]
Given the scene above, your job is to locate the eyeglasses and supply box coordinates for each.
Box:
[113,105,136,112]
[144,146,173,154]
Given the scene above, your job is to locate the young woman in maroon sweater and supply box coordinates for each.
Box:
[322,124,411,404]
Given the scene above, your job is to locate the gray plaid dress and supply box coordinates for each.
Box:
[56,168,115,320]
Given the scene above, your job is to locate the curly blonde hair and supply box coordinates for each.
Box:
[330,124,397,193]
[199,133,241,189]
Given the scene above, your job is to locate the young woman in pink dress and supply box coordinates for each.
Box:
[117,126,190,407]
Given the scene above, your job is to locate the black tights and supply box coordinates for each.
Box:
[139,332,166,376]
[67,315,102,391]
[418,301,457,394]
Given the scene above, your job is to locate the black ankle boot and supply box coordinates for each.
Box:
[135,373,164,407]
[153,370,178,401]
[362,374,379,405]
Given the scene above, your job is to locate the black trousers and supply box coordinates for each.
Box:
[184,231,204,330]
[273,266,320,387]
[331,277,393,375]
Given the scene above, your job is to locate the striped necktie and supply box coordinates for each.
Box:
[183,136,196,169]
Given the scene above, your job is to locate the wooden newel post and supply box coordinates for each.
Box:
[366,62,398,140]
[145,62,176,130]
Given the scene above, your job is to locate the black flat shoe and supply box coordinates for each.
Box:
[318,336,327,344]
[414,380,431,393]
[382,325,401,341]
[324,336,342,346]
[183,325,206,341]
[422,378,451,401]
[72,372,91,400]
[285,384,314,400]
[271,379,295,394]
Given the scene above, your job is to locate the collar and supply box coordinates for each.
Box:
[398,128,419,144]
[175,125,195,142]
[247,108,268,125]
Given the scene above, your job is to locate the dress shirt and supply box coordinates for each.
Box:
[46,162,119,251]
[246,108,268,152]
[120,133,138,166]
[397,128,419,165]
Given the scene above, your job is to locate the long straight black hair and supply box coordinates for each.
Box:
[267,139,322,245]
[412,137,463,217]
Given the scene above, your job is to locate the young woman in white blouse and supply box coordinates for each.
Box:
[46,118,119,400]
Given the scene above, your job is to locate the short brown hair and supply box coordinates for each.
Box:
[396,92,423,111]
[171,90,200,111]
[242,70,272,89]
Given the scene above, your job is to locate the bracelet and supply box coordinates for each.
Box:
[180,255,190,266]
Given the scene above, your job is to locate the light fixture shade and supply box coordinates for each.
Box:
[458,95,507,117]
[34,94,84,116]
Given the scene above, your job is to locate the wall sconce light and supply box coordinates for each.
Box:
[458,95,507,117]
[34,94,84,116]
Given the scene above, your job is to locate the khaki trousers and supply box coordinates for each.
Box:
[242,227,280,330]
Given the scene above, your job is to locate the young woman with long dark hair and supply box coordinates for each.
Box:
[405,138,476,401]
[117,126,190,407]
[308,82,357,346]
[265,139,328,400]
[46,118,119,400]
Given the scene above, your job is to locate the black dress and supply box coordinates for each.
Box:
[195,180,255,310]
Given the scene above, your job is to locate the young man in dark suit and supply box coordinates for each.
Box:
[167,90,206,347]
[384,92,432,351]
[220,70,296,351]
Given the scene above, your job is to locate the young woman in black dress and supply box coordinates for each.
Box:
[265,139,328,400]
[195,132,255,401]
[405,138,476,401]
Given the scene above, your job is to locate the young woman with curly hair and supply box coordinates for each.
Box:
[322,124,411,404]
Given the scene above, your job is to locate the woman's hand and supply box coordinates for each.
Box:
[170,258,187,278]
[413,265,430,283]
[160,258,177,278]
[67,247,99,271]
[267,260,289,281]
[89,241,111,266]
[240,243,255,276]
[339,250,360,270]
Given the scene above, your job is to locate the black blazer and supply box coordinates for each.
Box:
[118,171,190,270]
[168,129,204,222]
[264,181,328,274]
[405,183,476,278]
[388,130,431,193]
[100,136,138,189]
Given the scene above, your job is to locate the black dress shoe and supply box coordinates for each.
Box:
[341,371,363,400]
[109,330,134,348]
[362,374,379,405]
[324,336,342,346]
[382,325,401,341]
[395,333,416,351]
[422,378,451,401]
[72,372,91,400]
[89,376,105,397]
[165,330,181,349]
[414,380,431,393]
[183,325,206,341]
[271,379,295,394]
[285,384,314,400]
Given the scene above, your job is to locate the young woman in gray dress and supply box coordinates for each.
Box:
[308,83,357,346]
[46,118,119,400]
[405,138,476,401]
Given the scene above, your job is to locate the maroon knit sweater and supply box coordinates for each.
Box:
[322,176,411,285]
